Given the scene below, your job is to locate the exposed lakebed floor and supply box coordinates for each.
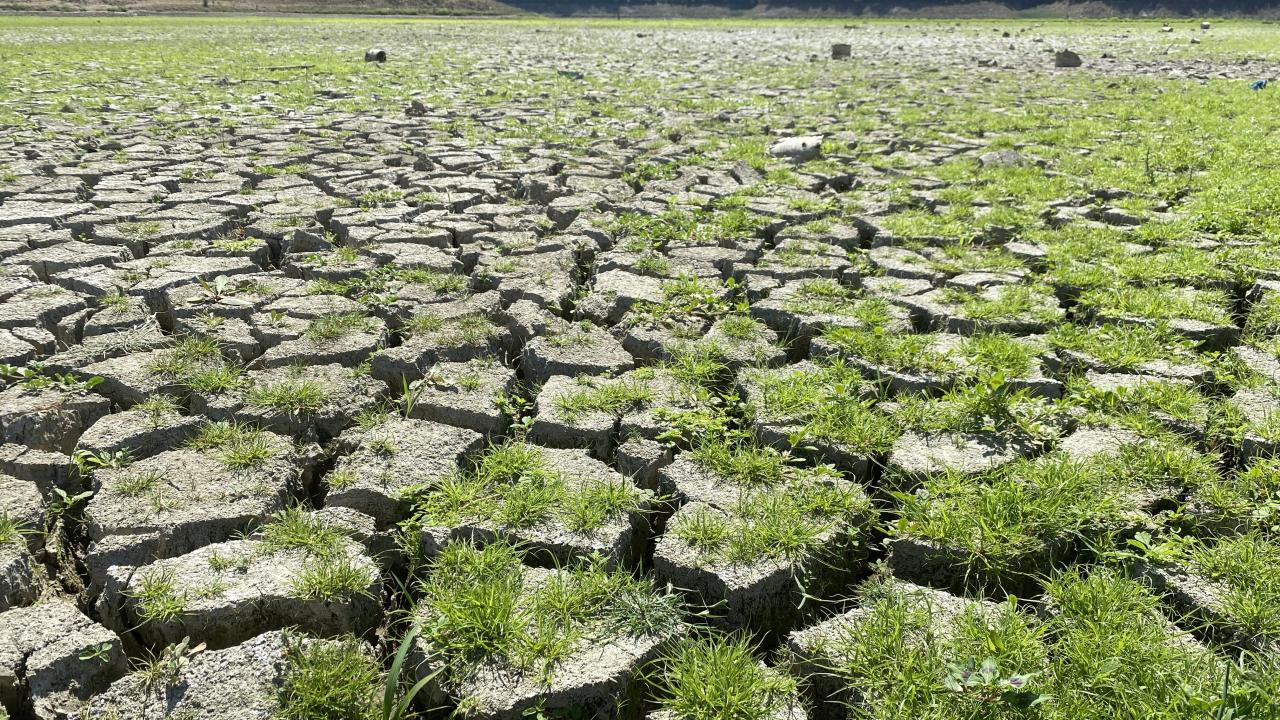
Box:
[2,15,1280,720]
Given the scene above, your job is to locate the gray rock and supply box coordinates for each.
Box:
[1057,426,1141,463]
[0,473,43,611]
[1055,49,1083,68]
[0,540,36,613]
[1230,387,1280,459]
[38,325,171,375]
[529,374,617,457]
[0,285,88,334]
[699,316,787,370]
[979,149,1030,167]
[370,310,509,385]
[0,443,75,497]
[575,270,664,325]
[1232,344,1280,386]
[0,329,36,366]
[867,245,945,282]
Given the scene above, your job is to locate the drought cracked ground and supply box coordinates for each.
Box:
[4,15,1280,720]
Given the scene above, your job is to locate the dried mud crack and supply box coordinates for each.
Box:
[1,15,1280,720]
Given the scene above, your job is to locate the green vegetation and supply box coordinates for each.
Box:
[246,378,330,414]
[304,313,378,342]
[0,513,23,546]
[414,541,682,692]
[1190,455,1280,534]
[822,576,1047,718]
[130,568,186,625]
[649,634,798,720]
[1185,532,1280,644]
[781,280,894,327]
[1067,374,1214,436]
[892,377,1063,442]
[819,570,1279,719]
[625,274,732,329]
[554,374,654,422]
[746,360,899,454]
[146,336,244,394]
[404,313,498,345]
[407,442,646,536]
[667,435,875,569]
[823,327,957,375]
[937,284,1060,326]
[671,477,871,566]
[1077,285,1234,325]
[187,421,275,468]
[1128,531,1280,648]
[890,454,1130,591]
[291,554,376,602]
[0,362,104,394]
[276,634,380,720]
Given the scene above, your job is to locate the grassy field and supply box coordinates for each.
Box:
[2,14,1280,720]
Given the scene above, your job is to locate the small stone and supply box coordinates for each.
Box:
[364,48,386,63]
[830,43,851,60]
[768,135,824,164]
[1055,50,1083,68]
[979,149,1028,168]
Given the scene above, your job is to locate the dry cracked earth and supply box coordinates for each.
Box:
[2,17,1280,720]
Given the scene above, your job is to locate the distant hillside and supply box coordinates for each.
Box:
[4,0,1278,16]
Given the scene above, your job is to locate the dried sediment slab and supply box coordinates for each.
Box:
[415,445,655,568]
[98,514,382,650]
[409,552,682,720]
[0,384,112,454]
[324,417,484,525]
[83,426,317,581]
[194,363,384,440]
[0,599,127,720]
[402,359,515,434]
[785,579,991,720]
[0,473,42,611]
[84,630,360,720]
